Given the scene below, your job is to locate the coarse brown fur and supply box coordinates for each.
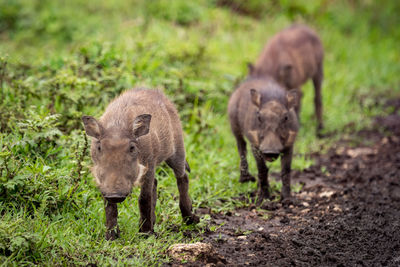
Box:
[82,88,198,240]
[248,25,324,134]
[228,78,299,201]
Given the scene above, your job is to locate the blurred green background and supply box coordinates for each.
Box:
[0,0,399,265]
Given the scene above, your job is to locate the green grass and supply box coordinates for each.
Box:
[0,0,399,265]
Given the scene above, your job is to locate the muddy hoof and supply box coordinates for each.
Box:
[184,214,200,225]
[280,194,293,206]
[105,228,120,241]
[239,173,256,183]
[280,186,291,200]
[256,191,270,205]
[139,224,154,234]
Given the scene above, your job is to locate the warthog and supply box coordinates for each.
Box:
[248,25,324,135]
[82,88,199,240]
[228,78,299,201]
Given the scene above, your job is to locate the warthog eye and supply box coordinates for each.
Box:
[283,114,289,122]
[256,111,262,123]
[96,142,101,152]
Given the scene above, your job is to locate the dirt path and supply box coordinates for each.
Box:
[166,100,400,266]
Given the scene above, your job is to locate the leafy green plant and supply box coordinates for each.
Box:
[0,218,40,262]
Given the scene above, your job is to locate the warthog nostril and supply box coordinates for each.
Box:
[104,193,127,203]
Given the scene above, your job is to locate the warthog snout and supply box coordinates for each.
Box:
[104,193,128,203]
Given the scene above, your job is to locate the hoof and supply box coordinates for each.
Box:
[256,191,270,205]
[239,173,256,183]
[105,228,120,241]
[281,197,300,208]
[280,197,294,208]
[316,125,325,138]
[280,191,292,202]
[184,214,200,225]
[139,225,154,234]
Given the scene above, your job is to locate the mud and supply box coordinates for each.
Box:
[166,99,400,266]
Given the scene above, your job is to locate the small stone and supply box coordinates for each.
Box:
[168,242,212,262]
[346,147,376,158]
[333,205,342,212]
[319,191,335,198]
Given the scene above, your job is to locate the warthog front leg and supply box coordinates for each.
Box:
[104,200,120,240]
[252,146,270,204]
[139,167,156,233]
[280,147,293,200]
[236,134,256,183]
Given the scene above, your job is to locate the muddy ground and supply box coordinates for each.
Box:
[166,99,400,266]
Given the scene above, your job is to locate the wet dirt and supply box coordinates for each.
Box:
[166,100,400,266]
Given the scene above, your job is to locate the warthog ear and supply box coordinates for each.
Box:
[82,116,102,139]
[247,62,255,76]
[132,114,152,138]
[286,89,298,110]
[250,88,261,108]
